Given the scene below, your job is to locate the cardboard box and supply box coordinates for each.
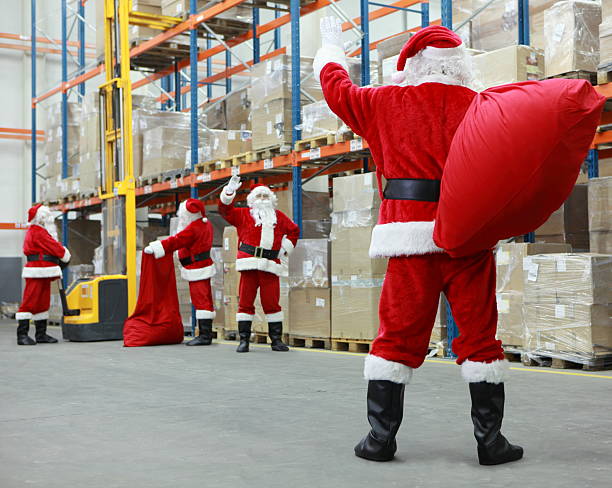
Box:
[472,45,545,89]
[331,223,387,278]
[496,291,524,347]
[277,188,331,221]
[431,294,448,345]
[222,262,239,298]
[251,98,293,150]
[222,226,238,264]
[599,19,612,65]
[223,295,238,331]
[289,288,331,338]
[544,0,602,77]
[202,99,227,130]
[225,87,251,131]
[523,253,612,305]
[524,303,612,356]
[288,239,330,289]
[495,242,571,293]
[588,177,612,232]
[207,130,252,161]
[331,276,384,340]
[333,172,381,212]
[301,100,343,139]
[590,231,612,253]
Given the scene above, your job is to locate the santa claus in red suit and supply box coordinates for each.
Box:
[145,198,216,346]
[16,204,71,345]
[314,19,522,465]
[219,176,300,353]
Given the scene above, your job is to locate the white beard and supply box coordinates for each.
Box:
[175,214,191,235]
[44,220,59,241]
[249,200,277,227]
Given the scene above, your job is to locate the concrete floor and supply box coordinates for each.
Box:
[1,321,611,488]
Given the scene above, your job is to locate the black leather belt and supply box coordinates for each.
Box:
[179,251,211,267]
[26,254,60,265]
[239,243,280,260]
[383,178,441,202]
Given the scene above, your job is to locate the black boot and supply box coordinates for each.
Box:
[469,381,523,465]
[236,321,251,353]
[354,380,405,462]
[17,319,36,346]
[186,319,213,346]
[35,320,58,343]
[268,322,289,351]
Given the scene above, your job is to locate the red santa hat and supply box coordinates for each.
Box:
[391,26,463,84]
[28,203,44,223]
[179,198,207,222]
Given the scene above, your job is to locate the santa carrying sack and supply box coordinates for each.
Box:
[145,198,216,346]
[219,176,300,353]
[16,204,71,345]
[315,18,604,465]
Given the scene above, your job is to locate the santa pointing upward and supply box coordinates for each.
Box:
[315,19,522,465]
[219,176,300,353]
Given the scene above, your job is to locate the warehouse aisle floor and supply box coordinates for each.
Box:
[1,320,611,488]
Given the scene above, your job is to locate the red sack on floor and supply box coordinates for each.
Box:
[434,79,605,258]
[123,253,184,347]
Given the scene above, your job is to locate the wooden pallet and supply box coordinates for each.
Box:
[213,326,237,341]
[336,130,358,144]
[252,331,290,345]
[546,70,597,84]
[331,339,372,354]
[47,320,62,327]
[597,62,612,84]
[251,144,292,161]
[197,158,233,173]
[294,133,337,152]
[287,335,331,350]
[138,174,161,186]
[160,168,190,182]
[521,352,612,371]
[61,193,79,203]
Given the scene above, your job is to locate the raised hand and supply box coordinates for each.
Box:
[320,16,343,50]
[227,175,242,193]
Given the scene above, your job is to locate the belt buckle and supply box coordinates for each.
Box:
[255,247,264,258]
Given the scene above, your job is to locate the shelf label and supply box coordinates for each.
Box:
[85,199,91,207]
[231,166,241,176]
[198,173,212,182]
[309,148,321,160]
[350,138,363,151]
[170,180,178,189]
[144,185,152,194]
[264,158,273,169]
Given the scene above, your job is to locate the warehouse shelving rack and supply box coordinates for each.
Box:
[28,0,612,354]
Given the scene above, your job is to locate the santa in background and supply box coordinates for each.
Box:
[145,198,216,346]
[219,176,300,353]
[314,19,522,465]
[16,204,70,345]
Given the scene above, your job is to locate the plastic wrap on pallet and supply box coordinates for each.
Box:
[544,0,602,77]
[331,276,384,341]
[202,129,252,162]
[332,172,380,212]
[472,45,544,90]
[288,239,330,289]
[522,253,612,363]
[300,100,346,139]
[44,102,81,182]
[599,20,612,67]
[225,87,252,131]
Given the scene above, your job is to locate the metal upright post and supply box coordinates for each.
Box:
[31,0,37,204]
[253,7,260,64]
[206,37,212,100]
[61,0,69,286]
[421,1,430,27]
[174,62,181,111]
[190,0,199,335]
[518,0,530,45]
[441,0,452,28]
[587,149,599,178]
[78,0,85,98]
[274,4,281,50]
[290,0,302,235]
[225,50,232,93]
[360,0,370,86]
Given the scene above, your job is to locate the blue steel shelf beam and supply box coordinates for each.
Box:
[61,0,69,286]
[31,0,37,204]
[518,0,530,45]
[441,0,452,28]
[290,0,302,236]
[274,4,281,50]
[78,0,85,98]
[253,7,261,64]
[190,0,199,335]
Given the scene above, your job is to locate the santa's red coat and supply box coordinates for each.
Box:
[219,196,300,277]
[149,218,215,282]
[22,225,70,279]
[320,63,476,257]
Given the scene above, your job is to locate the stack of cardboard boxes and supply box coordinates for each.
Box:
[330,173,386,341]
[79,93,101,196]
[210,247,225,332]
[523,253,612,363]
[222,226,239,334]
[588,177,612,253]
[472,45,545,89]
[600,0,612,67]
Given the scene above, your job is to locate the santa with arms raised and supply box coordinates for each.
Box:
[314,19,522,465]
[16,204,71,345]
[145,198,216,346]
[219,176,300,353]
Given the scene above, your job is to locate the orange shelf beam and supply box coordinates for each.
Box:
[0,222,29,230]
[0,32,95,49]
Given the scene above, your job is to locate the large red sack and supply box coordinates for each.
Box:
[123,253,184,347]
[434,79,604,257]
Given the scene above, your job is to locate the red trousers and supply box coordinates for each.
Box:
[17,277,57,320]
[188,279,215,319]
[237,270,282,321]
[371,251,505,369]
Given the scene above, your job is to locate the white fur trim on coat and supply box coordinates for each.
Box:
[259,223,275,249]
[265,311,284,322]
[236,313,255,321]
[149,240,165,259]
[32,311,49,321]
[364,354,413,384]
[461,359,510,384]
[195,309,216,319]
[60,248,71,263]
[313,45,349,83]
[236,257,287,277]
[369,221,444,258]
[220,189,236,205]
[22,266,62,279]
[281,236,295,256]
[180,264,216,282]
[16,312,32,320]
